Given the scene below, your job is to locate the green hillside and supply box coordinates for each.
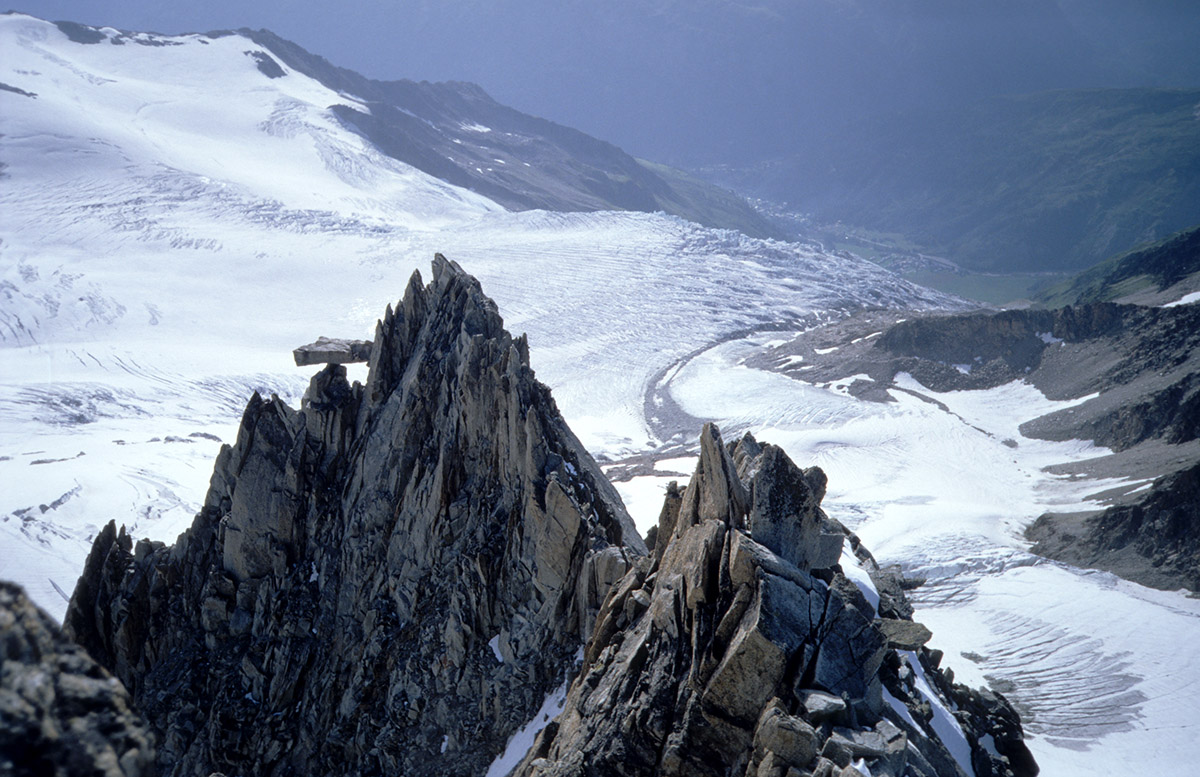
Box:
[1037,224,1200,307]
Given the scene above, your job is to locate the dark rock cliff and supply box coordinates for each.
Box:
[1028,461,1200,591]
[64,255,643,776]
[0,581,155,777]
[516,426,1037,777]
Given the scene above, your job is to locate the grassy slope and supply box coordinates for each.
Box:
[1037,224,1200,307]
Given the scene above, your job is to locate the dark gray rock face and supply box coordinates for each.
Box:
[1028,461,1200,591]
[64,255,643,777]
[0,581,155,777]
[516,425,1036,777]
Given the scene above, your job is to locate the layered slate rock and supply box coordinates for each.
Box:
[64,255,644,777]
[517,426,1037,777]
[0,581,155,777]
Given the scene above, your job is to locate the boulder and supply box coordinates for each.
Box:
[291,336,372,366]
[877,618,933,651]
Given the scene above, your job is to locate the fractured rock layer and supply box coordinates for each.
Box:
[517,426,1038,777]
[0,581,155,777]
[65,255,643,777]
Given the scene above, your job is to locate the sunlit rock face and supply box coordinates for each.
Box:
[61,259,1033,777]
[64,256,643,777]
[516,425,1037,777]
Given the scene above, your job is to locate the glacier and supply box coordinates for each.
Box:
[2,13,1199,776]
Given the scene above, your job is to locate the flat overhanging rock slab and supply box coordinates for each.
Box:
[293,337,372,366]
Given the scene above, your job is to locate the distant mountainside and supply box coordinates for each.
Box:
[1036,223,1200,307]
[257,0,1199,168]
[10,15,774,238]
[708,88,1200,273]
[231,27,778,237]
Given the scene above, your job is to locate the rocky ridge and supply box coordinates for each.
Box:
[1037,223,1200,308]
[0,581,155,777]
[516,425,1036,777]
[64,255,643,776]
[61,257,1035,776]
[1027,461,1200,591]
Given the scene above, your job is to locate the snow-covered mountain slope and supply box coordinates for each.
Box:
[4,12,1197,776]
[0,11,956,617]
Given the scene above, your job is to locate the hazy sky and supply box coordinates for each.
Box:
[12,1,1200,166]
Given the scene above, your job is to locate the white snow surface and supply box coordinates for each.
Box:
[0,13,954,619]
[488,635,504,664]
[839,547,880,615]
[902,650,975,777]
[2,14,1197,776]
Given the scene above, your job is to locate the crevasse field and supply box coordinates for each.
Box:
[2,15,1198,776]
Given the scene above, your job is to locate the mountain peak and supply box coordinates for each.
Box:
[64,256,643,775]
[514,423,1036,777]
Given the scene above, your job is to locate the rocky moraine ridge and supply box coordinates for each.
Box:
[750,301,1200,592]
[24,256,1035,776]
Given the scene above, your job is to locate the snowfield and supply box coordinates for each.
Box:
[3,13,1199,776]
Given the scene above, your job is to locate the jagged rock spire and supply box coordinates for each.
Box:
[61,258,1035,777]
[64,255,643,777]
[517,425,1037,777]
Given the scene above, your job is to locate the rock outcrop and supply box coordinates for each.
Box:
[760,301,1200,591]
[1028,461,1200,591]
[292,336,372,366]
[64,255,644,776]
[0,581,155,777]
[63,257,1037,777]
[515,425,1037,777]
